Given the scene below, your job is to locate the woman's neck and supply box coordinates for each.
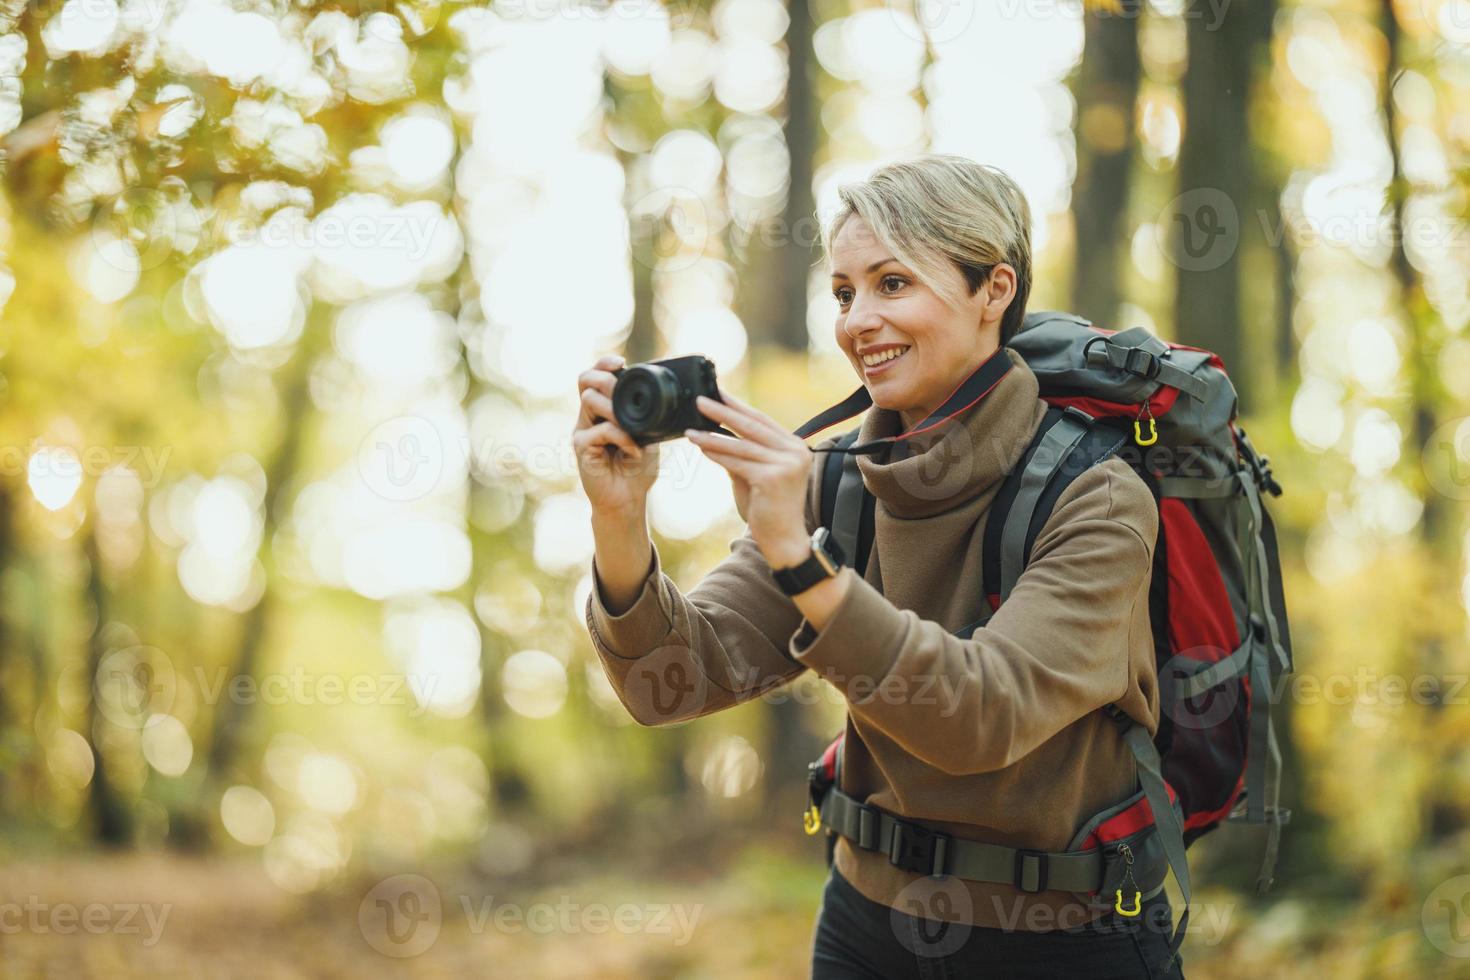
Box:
[896,346,1005,434]
[898,406,931,433]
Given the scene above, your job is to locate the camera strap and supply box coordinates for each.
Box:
[793,345,1014,455]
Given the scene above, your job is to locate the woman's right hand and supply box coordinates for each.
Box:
[573,354,660,517]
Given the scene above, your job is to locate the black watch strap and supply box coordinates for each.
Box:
[772,528,845,596]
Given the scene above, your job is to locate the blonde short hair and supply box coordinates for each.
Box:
[820,154,1033,346]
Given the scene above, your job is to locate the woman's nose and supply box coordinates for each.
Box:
[843,293,883,338]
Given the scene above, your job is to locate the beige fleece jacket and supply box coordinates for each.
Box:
[583,347,1162,930]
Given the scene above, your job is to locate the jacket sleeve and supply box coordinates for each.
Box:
[583,439,833,726]
[787,457,1158,774]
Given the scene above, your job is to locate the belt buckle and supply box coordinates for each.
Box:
[887,821,950,877]
[1124,346,1161,380]
[1014,849,1049,893]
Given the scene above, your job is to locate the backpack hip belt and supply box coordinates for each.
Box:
[805,707,1184,940]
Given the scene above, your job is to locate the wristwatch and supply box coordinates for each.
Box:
[771,527,846,596]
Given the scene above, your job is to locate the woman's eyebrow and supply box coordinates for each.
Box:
[830,257,898,280]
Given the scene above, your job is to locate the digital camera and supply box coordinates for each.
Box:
[611,355,724,446]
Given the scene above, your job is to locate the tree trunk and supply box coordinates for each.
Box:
[1382,0,1447,554]
[0,483,14,817]
[773,0,817,352]
[1172,2,1258,409]
[1070,0,1142,324]
[1381,5,1458,852]
[619,147,660,364]
[182,313,323,843]
[83,528,132,847]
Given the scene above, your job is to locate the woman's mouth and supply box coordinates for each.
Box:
[860,345,910,377]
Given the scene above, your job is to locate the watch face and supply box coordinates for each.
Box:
[813,527,845,571]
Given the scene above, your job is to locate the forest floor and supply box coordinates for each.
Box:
[0,843,1450,979]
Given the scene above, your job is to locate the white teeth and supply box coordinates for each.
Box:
[861,346,909,367]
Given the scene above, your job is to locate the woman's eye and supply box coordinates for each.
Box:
[834,289,852,305]
[880,275,906,293]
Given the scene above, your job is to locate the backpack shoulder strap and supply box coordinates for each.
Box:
[819,429,876,578]
[818,431,852,531]
[983,405,1131,605]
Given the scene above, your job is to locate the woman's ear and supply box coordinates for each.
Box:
[980,264,1017,327]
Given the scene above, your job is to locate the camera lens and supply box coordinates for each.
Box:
[612,364,680,438]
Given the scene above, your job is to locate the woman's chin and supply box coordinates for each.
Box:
[865,386,915,414]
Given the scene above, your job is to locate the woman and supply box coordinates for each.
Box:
[572,155,1184,979]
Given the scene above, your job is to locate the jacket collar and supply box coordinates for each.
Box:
[854,347,1049,520]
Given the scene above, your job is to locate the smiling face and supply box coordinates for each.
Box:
[829,215,1016,431]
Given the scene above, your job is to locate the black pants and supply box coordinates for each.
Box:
[810,867,1185,979]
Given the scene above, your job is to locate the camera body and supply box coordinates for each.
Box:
[611,355,724,446]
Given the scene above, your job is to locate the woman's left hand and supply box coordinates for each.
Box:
[687,392,814,569]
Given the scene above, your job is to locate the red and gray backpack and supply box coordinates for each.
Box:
[796,310,1294,958]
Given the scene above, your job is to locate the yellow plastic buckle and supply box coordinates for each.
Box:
[803,804,822,836]
[1133,409,1158,447]
[1114,889,1142,916]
